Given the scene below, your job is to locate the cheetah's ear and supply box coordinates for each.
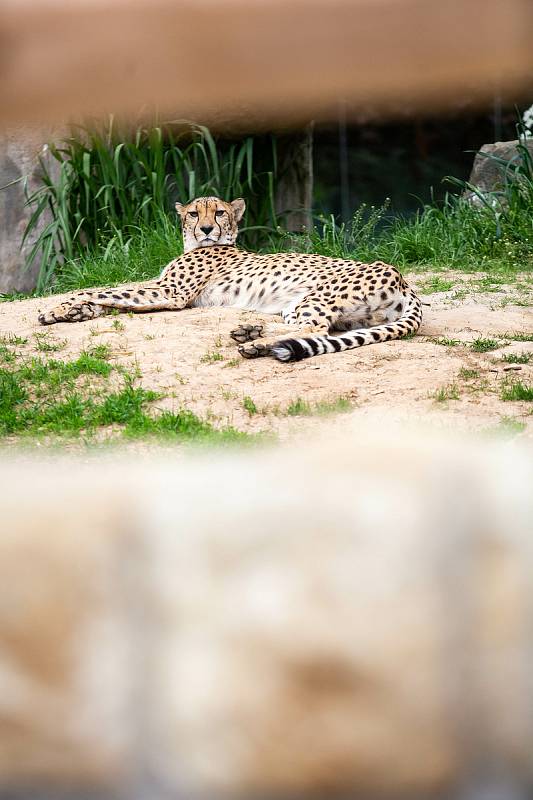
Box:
[175,202,186,217]
[230,198,246,223]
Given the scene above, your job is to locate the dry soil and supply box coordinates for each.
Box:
[1,271,532,441]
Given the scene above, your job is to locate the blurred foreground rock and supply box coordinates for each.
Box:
[0,426,532,799]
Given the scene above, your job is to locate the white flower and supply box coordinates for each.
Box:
[522,104,533,132]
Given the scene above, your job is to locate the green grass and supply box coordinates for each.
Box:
[431,337,462,347]
[0,333,28,346]
[485,417,527,437]
[111,318,125,332]
[501,352,532,364]
[286,398,311,416]
[458,367,479,380]
[419,277,454,294]
[86,343,112,360]
[0,292,28,303]
[22,183,532,297]
[12,116,532,296]
[497,332,533,342]
[200,350,224,364]
[503,297,532,307]
[501,381,533,402]
[285,395,353,416]
[0,344,17,364]
[51,212,184,292]
[432,384,460,403]
[471,276,509,292]
[469,338,502,353]
[273,195,533,274]
[277,132,533,273]
[0,345,253,445]
[33,332,68,352]
[243,396,258,415]
[41,195,532,296]
[223,358,241,369]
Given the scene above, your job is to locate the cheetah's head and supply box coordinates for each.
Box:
[175,196,246,253]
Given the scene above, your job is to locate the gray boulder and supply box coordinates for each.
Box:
[466,138,533,202]
[0,127,59,294]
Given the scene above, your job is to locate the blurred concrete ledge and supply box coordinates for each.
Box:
[1,0,533,128]
[0,426,532,799]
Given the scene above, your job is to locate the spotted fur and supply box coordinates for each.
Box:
[175,196,245,253]
[38,196,422,362]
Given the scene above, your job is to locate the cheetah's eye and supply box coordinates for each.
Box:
[215,210,225,217]
[189,211,198,218]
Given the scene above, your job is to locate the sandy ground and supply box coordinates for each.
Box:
[1,271,532,441]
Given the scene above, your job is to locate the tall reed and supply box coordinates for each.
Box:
[23,119,279,290]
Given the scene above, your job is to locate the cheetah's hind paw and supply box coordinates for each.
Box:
[238,341,271,359]
[230,323,264,344]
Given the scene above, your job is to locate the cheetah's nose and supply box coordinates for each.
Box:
[200,225,214,234]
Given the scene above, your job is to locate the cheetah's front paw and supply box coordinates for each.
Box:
[38,302,105,325]
[230,323,264,344]
[238,342,271,359]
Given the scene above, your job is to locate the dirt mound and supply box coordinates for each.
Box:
[1,271,531,440]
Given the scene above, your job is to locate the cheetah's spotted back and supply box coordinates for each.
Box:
[38,196,422,362]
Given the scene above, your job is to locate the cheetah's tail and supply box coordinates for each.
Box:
[271,289,422,362]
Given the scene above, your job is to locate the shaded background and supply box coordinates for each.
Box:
[314,103,521,219]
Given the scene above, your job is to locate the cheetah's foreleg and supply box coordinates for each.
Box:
[38,284,186,325]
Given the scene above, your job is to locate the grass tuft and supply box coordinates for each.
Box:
[243,396,258,415]
[458,367,479,380]
[223,358,241,369]
[501,352,532,364]
[485,417,527,437]
[432,384,460,402]
[200,351,224,364]
[501,381,533,402]
[286,395,353,416]
[497,332,533,342]
[432,337,462,347]
[33,332,67,352]
[286,398,311,416]
[0,334,28,346]
[470,338,502,353]
[419,277,454,294]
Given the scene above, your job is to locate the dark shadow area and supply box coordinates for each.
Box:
[314,106,521,218]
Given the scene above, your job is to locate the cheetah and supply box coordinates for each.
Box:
[38,196,422,362]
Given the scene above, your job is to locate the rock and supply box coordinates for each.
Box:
[0,127,60,294]
[0,473,138,791]
[466,139,533,200]
[0,427,532,798]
